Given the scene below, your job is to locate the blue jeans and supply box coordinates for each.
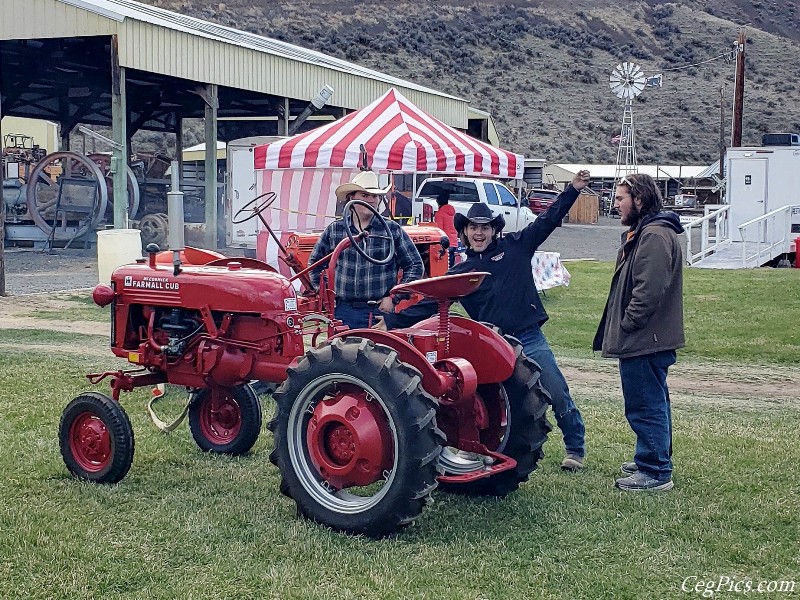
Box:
[334,302,382,330]
[619,350,676,480]
[515,326,586,457]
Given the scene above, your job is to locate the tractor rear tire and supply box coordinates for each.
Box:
[189,384,262,455]
[59,392,134,483]
[269,337,444,538]
[438,334,551,496]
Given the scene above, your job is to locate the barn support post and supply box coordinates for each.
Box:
[203,84,218,249]
[111,35,129,229]
[277,97,290,136]
[0,79,6,296]
[175,116,184,186]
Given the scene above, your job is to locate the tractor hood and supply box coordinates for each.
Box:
[110,262,298,315]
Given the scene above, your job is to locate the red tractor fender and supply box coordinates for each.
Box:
[331,329,448,397]
[332,317,516,397]
[413,316,516,384]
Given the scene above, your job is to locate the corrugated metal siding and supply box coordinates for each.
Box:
[119,20,467,126]
[0,0,115,40]
[3,0,468,127]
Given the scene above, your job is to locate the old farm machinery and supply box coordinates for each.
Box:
[59,187,551,537]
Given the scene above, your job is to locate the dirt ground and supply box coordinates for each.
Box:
[2,288,798,405]
[1,220,790,403]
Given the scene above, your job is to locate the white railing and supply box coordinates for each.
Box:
[739,205,797,268]
[684,204,732,265]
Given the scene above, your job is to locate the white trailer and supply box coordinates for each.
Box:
[725,146,800,241]
[225,136,285,249]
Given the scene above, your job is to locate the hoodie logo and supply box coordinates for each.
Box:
[491,252,504,262]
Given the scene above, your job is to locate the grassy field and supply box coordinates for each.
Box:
[1,263,798,599]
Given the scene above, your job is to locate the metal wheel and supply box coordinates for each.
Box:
[25,151,108,241]
[342,199,395,265]
[231,191,277,224]
[87,153,141,221]
[269,337,443,537]
[138,212,169,248]
[188,384,262,455]
[437,334,552,496]
[59,392,134,483]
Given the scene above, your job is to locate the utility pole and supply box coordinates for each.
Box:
[731,30,746,147]
[719,85,726,179]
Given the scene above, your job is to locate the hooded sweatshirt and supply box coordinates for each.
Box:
[593,211,685,358]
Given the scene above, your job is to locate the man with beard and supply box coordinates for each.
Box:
[593,173,685,492]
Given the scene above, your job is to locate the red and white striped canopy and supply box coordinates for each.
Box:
[253,88,524,179]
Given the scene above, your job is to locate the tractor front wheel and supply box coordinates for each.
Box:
[189,384,262,455]
[269,337,444,537]
[59,392,134,483]
[438,334,551,496]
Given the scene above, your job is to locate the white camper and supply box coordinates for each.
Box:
[725,146,800,241]
[226,136,286,249]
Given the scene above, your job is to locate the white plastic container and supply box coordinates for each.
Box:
[97,229,143,284]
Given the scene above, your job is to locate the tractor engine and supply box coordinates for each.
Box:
[94,256,305,389]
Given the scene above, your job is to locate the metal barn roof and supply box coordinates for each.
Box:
[0,0,470,128]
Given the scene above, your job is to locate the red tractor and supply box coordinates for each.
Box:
[60,195,551,537]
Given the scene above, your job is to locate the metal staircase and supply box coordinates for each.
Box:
[686,204,798,268]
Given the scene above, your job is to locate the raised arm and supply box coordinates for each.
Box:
[515,169,591,254]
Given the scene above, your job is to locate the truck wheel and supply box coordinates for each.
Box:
[438,335,551,496]
[269,337,444,538]
[59,392,134,483]
[189,384,262,455]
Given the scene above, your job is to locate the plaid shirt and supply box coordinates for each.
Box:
[308,215,423,301]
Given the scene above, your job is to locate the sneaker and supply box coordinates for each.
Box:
[615,471,673,492]
[620,461,638,474]
[561,453,584,471]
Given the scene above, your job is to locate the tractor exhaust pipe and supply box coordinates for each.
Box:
[167,161,185,276]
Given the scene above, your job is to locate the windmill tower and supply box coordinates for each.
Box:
[609,62,662,186]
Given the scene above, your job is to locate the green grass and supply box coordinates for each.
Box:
[542,261,800,363]
[1,268,799,599]
[0,328,106,344]
[25,292,110,322]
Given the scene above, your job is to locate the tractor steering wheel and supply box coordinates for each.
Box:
[231,191,277,224]
[343,199,396,266]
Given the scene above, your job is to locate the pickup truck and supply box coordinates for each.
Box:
[414,176,537,233]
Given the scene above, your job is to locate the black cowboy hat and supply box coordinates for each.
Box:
[453,202,505,233]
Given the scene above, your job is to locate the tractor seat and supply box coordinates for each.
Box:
[391,272,489,301]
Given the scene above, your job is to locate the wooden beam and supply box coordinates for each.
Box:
[204,84,218,249]
[0,60,6,296]
[277,97,290,136]
[111,35,129,228]
[731,30,746,147]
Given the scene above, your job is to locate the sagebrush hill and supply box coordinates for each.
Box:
[143,0,800,165]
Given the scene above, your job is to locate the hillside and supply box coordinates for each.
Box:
[144,0,800,165]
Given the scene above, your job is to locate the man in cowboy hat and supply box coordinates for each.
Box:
[308,170,423,329]
[445,170,592,470]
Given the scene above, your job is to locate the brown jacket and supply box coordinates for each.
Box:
[593,212,685,358]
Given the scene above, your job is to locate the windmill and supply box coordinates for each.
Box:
[609,62,662,187]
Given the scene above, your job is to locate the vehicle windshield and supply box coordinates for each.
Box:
[418,181,479,203]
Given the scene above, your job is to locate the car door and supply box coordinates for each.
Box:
[496,183,536,231]
[481,182,511,227]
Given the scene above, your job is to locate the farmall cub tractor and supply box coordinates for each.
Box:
[60,191,551,537]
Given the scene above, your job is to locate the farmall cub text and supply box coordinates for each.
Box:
[60,191,550,537]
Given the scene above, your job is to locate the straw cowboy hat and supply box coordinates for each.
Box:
[453,202,505,233]
[335,171,391,202]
